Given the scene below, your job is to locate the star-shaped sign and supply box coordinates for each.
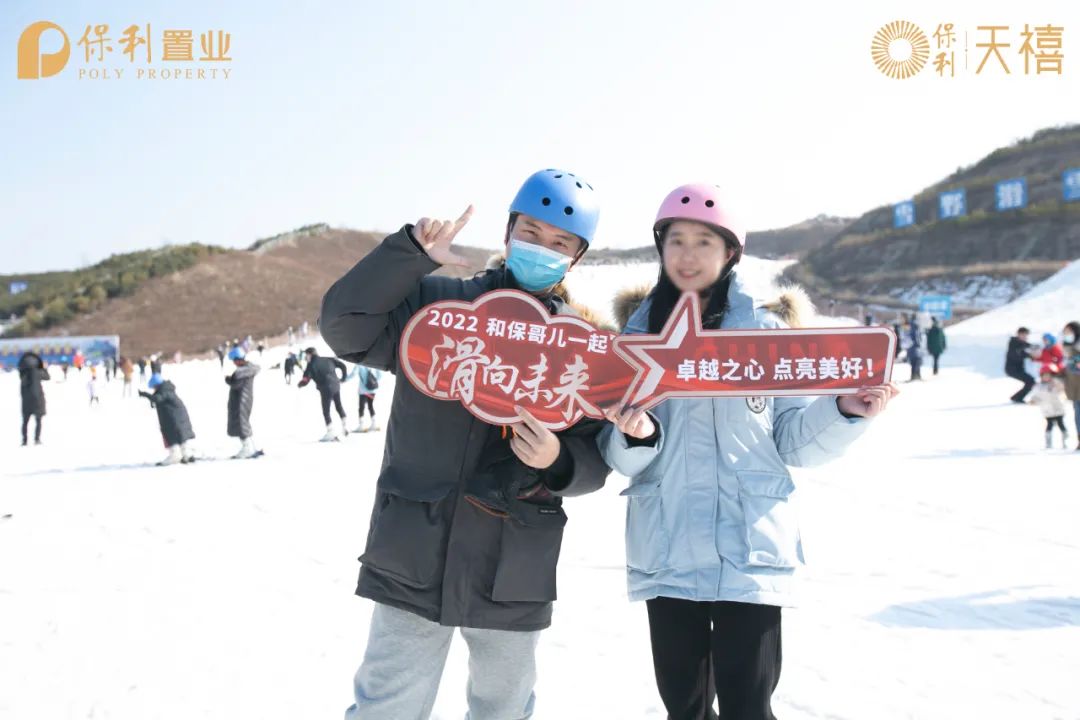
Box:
[612,292,896,411]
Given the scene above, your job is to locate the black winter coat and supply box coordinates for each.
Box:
[226,362,260,438]
[141,381,195,446]
[1005,337,1035,375]
[320,225,611,631]
[300,355,347,394]
[18,352,49,417]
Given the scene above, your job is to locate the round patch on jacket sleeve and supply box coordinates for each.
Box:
[746,396,767,414]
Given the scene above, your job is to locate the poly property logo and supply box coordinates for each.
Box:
[871,20,1064,79]
[17,20,232,81]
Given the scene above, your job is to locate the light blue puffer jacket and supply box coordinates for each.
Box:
[347,364,381,395]
[598,274,871,607]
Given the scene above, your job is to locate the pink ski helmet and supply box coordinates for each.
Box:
[653,184,746,257]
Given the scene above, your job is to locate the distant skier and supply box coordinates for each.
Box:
[225,347,261,459]
[283,351,299,385]
[1006,327,1037,403]
[298,347,349,441]
[215,343,226,368]
[140,373,196,465]
[346,363,382,433]
[137,357,147,383]
[17,351,49,446]
[120,356,135,397]
[906,317,923,381]
[1028,369,1070,449]
[926,317,947,375]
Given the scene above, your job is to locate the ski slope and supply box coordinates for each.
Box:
[2,260,1078,720]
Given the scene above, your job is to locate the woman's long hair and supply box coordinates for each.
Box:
[646,227,741,334]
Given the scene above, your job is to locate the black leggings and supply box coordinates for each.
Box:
[358,395,375,419]
[646,597,782,720]
[320,391,346,425]
[21,413,42,444]
[1046,416,1067,432]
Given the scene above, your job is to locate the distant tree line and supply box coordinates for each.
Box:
[1,244,229,336]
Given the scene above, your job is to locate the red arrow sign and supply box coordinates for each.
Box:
[400,290,896,430]
[612,292,897,412]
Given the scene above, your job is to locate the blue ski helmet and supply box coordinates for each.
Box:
[509,169,599,247]
[228,346,246,361]
[1043,333,1056,345]
[148,373,164,389]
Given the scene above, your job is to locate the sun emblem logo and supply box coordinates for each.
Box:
[871,20,930,79]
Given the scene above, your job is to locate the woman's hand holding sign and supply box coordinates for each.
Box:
[603,405,656,440]
[836,382,900,419]
[413,205,475,268]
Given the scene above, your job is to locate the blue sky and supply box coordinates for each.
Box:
[2,0,1079,274]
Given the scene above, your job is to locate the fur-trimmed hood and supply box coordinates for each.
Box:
[485,252,615,332]
[611,276,813,331]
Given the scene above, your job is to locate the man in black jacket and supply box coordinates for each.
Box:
[1006,326,1037,403]
[298,347,349,440]
[320,169,610,720]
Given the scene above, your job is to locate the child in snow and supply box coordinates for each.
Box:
[120,357,135,397]
[1031,333,1065,376]
[283,351,299,385]
[225,347,261,458]
[320,169,610,720]
[346,363,382,432]
[1028,369,1070,449]
[140,373,196,464]
[599,184,899,719]
[86,366,101,406]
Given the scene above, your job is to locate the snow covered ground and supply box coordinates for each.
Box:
[2,260,1079,720]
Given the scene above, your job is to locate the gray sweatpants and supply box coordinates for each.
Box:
[345,603,541,720]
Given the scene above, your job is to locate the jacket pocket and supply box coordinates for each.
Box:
[620,479,670,573]
[359,487,452,589]
[735,470,801,569]
[491,507,568,602]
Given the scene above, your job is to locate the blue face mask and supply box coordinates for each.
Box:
[505,238,573,292]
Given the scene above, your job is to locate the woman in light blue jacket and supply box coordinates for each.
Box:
[346,363,382,432]
[599,184,898,720]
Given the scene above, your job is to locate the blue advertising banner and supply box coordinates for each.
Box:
[919,295,953,320]
[995,178,1027,211]
[1064,168,1080,202]
[939,189,967,219]
[0,335,120,371]
[894,200,915,228]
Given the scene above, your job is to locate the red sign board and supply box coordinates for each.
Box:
[400,290,896,430]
